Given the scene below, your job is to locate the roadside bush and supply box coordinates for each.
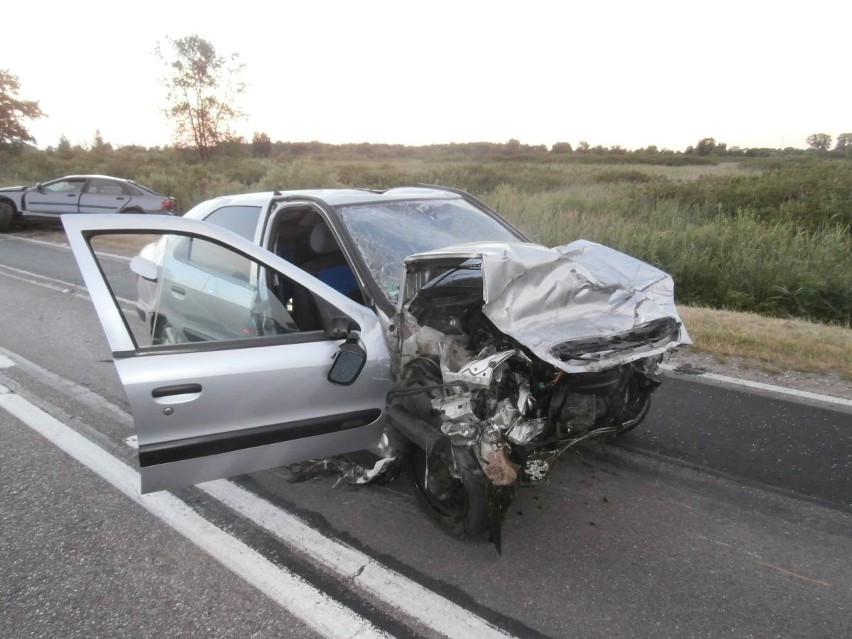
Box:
[485,183,851,325]
[642,159,852,230]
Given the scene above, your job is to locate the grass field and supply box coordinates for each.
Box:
[679,306,852,380]
[2,145,850,328]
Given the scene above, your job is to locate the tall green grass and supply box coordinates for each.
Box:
[485,177,851,324]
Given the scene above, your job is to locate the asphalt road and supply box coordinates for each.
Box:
[2,230,851,638]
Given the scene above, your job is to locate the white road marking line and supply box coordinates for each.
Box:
[0,233,132,262]
[0,263,135,306]
[0,235,71,250]
[0,383,391,639]
[0,346,133,429]
[661,364,852,408]
[0,263,81,294]
[201,480,515,639]
[126,407,513,635]
[2,347,518,638]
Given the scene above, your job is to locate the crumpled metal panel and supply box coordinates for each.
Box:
[405,240,691,372]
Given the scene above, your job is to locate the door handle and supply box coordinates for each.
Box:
[152,383,202,398]
[171,285,186,296]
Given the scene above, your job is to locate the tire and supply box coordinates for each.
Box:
[0,202,14,232]
[408,444,512,540]
[613,374,653,435]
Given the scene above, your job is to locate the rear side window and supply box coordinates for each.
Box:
[175,237,252,283]
[204,205,261,240]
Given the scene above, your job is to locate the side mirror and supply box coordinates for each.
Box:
[36,183,44,192]
[327,332,367,385]
[130,255,159,282]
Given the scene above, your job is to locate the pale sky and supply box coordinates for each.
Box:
[4,0,850,152]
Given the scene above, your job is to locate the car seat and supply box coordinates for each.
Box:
[306,225,361,300]
[291,223,363,331]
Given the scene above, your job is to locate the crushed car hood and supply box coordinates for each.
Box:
[403,240,691,372]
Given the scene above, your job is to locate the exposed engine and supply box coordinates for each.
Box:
[386,257,666,550]
[391,263,660,480]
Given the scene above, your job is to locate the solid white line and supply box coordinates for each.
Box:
[0,263,81,294]
[0,384,390,639]
[0,346,133,428]
[661,364,852,408]
[0,235,71,250]
[1,346,516,638]
[0,233,131,262]
[201,480,516,639]
[0,263,135,307]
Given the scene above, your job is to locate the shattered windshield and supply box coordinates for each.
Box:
[336,198,521,304]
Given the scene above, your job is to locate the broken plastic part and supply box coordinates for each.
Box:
[506,418,547,445]
[443,349,521,387]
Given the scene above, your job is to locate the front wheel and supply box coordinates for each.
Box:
[408,445,512,542]
[613,373,653,435]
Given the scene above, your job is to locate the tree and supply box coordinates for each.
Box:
[92,129,112,153]
[0,69,45,146]
[251,131,272,158]
[156,35,245,160]
[56,134,73,158]
[550,141,573,154]
[834,133,852,151]
[806,133,832,151]
[695,137,717,156]
[504,138,521,154]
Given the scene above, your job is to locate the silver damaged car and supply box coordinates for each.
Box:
[64,185,690,550]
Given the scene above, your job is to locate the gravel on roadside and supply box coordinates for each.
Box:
[665,348,852,401]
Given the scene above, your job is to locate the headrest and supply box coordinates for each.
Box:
[309,224,338,254]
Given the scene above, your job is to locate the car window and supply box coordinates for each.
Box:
[44,179,85,194]
[203,205,262,240]
[125,180,148,195]
[88,233,341,349]
[172,236,252,283]
[85,178,131,196]
[336,198,520,303]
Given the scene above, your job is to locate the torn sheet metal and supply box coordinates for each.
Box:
[287,455,398,486]
[404,240,691,372]
[443,349,519,387]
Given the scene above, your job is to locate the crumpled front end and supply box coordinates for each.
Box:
[405,239,690,372]
[386,239,690,547]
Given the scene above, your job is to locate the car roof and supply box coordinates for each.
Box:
[182,186,465,220]
[51,175,132,182]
